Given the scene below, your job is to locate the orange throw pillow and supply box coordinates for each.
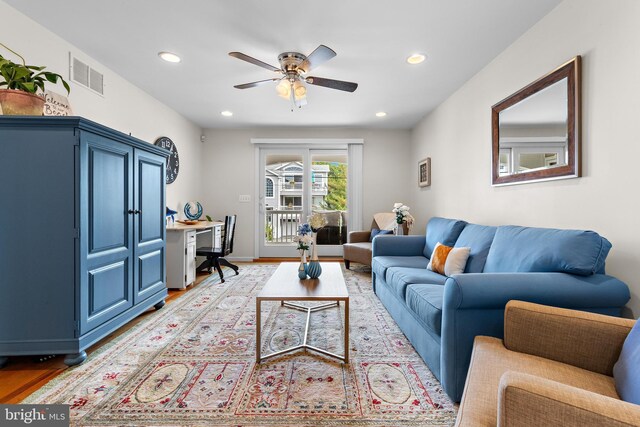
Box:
[431,244,453,275]
[427,242,471,276]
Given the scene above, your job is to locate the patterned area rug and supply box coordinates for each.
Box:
[24,264,456,426]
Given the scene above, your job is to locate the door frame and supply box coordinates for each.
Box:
[252,139,363,259]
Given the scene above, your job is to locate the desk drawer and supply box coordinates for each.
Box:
[186,230,196,244]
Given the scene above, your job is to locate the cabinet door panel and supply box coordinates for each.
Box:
[80,134,134,334]
[134,150,166,303]
[138,249,164,299]
[85,259,131,330]
[138,158,164,243]
[89,148,127,252]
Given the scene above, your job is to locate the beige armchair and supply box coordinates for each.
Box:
[343,213,407,269]
[456,300,640,427]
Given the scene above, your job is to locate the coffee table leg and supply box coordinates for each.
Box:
[256,298,262,363]
[344,298,350,364]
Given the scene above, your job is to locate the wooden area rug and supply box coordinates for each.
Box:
[24,264,456,426]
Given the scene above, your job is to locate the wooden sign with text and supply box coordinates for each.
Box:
[43,90,73,116]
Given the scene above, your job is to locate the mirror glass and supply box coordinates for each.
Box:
[499,78,567,176]
[492,57,581,186]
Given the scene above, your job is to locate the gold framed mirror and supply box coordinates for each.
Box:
[492,56,581,186]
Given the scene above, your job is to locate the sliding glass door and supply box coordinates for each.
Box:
[258,148,349,258]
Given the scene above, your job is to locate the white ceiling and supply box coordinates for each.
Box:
[6,0,561,130]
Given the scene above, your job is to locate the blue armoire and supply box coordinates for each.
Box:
[0,117,168,367]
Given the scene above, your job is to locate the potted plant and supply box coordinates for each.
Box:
[0,43,70,115]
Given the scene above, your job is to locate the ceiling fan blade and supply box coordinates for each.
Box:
[306,76,358,92]
[299,45,336,73]
[229,52,281,72]
[234,78,280,89]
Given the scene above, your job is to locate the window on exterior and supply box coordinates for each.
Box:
[282,196,302,210]
[265,178,274,197]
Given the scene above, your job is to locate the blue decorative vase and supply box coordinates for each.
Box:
[306,260,322,279]
[298,262,308,279]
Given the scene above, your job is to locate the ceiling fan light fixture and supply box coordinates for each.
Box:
[230,45,357,107]
[293,80,307,99]
[158,51,181,63]
[406,53,426,65]
[276,80,290,99]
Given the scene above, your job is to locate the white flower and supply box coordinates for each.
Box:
[392,203,414,230]
[393,203,410,214]
[294,235,312,243]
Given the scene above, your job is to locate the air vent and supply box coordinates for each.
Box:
[69,53,104,95]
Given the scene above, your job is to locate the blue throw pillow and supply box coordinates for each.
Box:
[613,321,640,404]
[370,228,392,242]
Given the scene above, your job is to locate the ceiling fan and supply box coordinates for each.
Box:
[229,45,358,109]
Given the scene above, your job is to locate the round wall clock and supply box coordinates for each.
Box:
[154,136,179,184]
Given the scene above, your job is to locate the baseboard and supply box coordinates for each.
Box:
[225,257,255,262]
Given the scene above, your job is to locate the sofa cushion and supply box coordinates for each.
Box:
[406,284,444,336]
[384,267,447,301]
[483,225,612,276]
[455,224,497,273]
[456,336,620,427]
[372,256,429,279]
[423,217,467,258]
[613,321,640,404]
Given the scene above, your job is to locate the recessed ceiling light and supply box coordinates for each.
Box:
[406,53,426,65]
[221,110,233,117]
[158,51,181,63]
[375,112,387,117]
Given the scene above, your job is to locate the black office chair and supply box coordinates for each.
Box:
[196,215,239,283]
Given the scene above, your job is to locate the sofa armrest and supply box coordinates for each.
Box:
[444,273,630,310]
[504,301,634,376]
[498,371,640,427]
[371,235,425,257]
[439,273,630,402]
[347,230,371,243]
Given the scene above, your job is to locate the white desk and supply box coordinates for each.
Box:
[166,221,223,289]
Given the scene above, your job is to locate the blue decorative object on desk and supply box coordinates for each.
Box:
[166,207,178,224]
[306,260,322,279]
[298,262,308,279]
[184,201,203,220]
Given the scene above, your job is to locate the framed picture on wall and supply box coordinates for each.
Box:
[418,157,431,187]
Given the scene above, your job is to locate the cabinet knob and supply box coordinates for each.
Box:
[127,209,135,214]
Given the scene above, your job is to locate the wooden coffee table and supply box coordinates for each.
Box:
[256,262,349,364]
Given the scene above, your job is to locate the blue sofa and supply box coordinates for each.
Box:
[371,217,631,402]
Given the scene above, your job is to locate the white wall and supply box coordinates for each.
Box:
[0,1,202,211]
[410,0,640,317]
[201,128,412,259]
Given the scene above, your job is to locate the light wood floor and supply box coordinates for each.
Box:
[0,259,345,403]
